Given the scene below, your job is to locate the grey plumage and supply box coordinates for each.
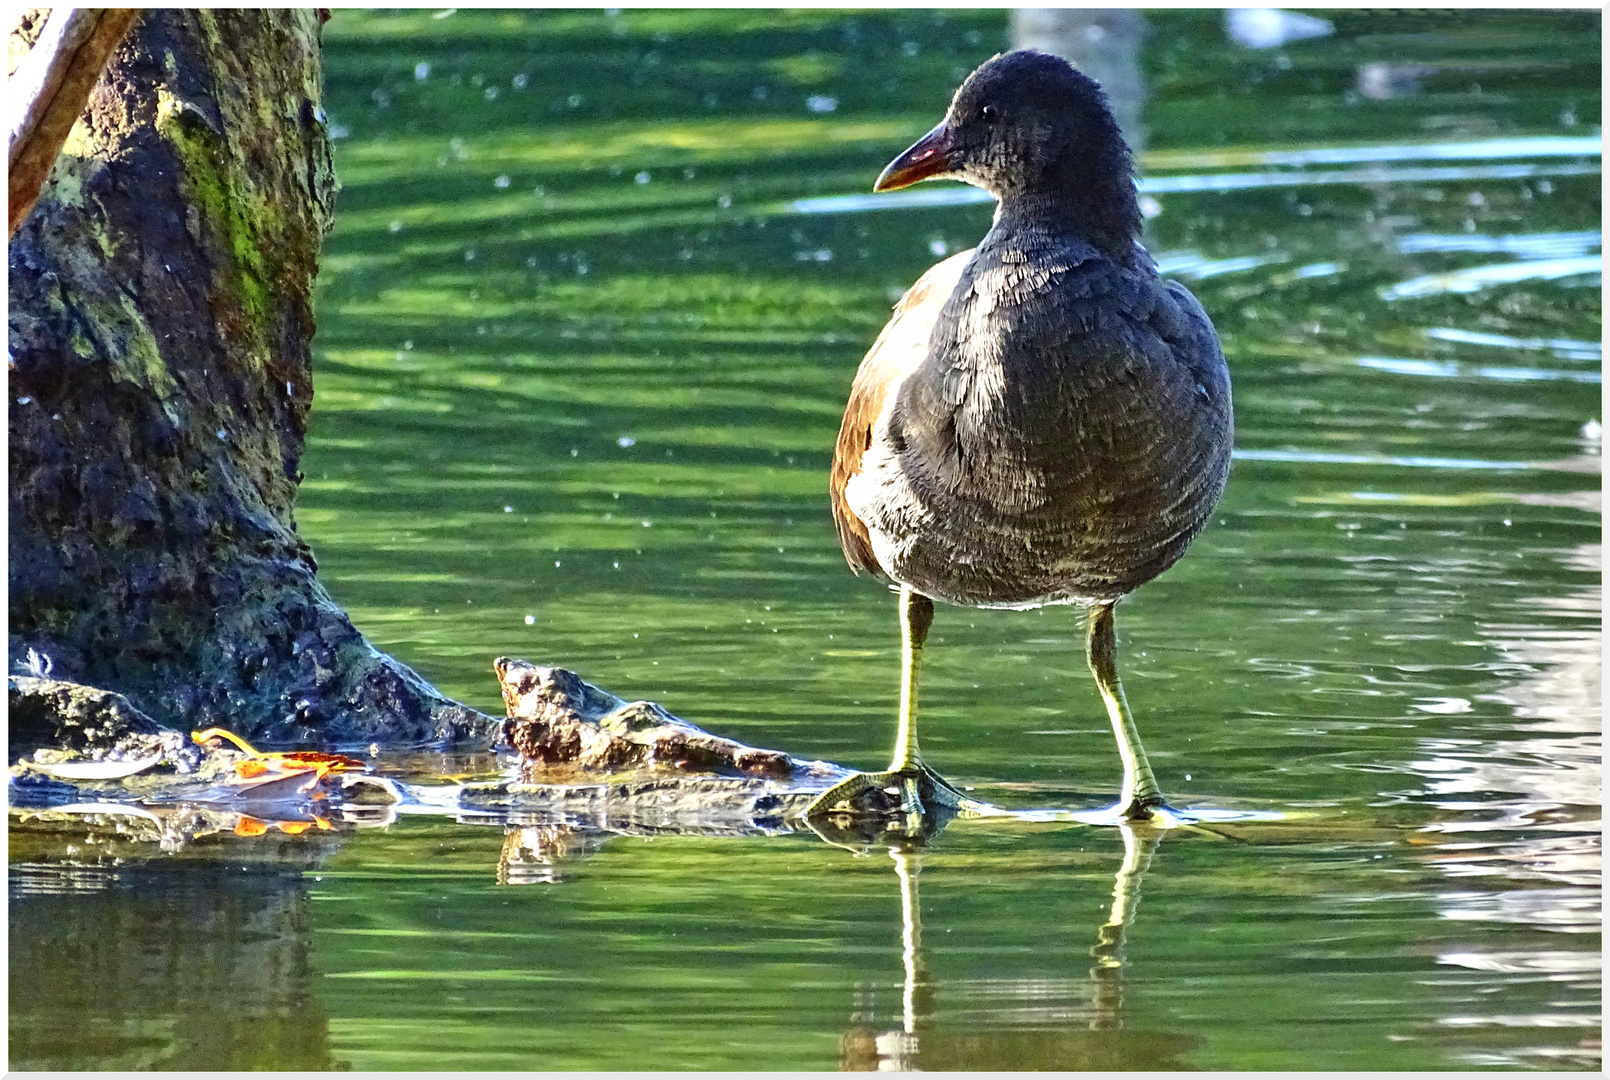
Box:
[845,221,1231,608]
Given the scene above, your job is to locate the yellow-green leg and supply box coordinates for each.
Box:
[1086,601,1178,823]
[889,583,932,772]
[807,585,975,821]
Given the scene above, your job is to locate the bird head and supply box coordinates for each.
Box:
[875,50,1141,248]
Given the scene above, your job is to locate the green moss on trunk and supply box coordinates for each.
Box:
[8,10,489,751]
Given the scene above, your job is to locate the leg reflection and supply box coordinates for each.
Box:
[841,844,929,1070]
[1088,821,1163,1029]
[839,823,1182,1070]
[887,847,929,1065]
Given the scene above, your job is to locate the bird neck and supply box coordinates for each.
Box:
[992,155,1143,265]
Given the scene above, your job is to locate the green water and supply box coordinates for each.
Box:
[10,8,1601,1071]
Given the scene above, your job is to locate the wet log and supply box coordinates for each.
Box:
[495,656,843,783]
[7,9,490,752]
[481,657,948,842]
[487,656,852,826]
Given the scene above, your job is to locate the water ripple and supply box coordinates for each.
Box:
[1356,356,1601,384]
[1232,448,1538,471]
[790,162,1600,214]
[1398,230,1601,259]
[1382,256,1602,300]
[1427,326,1601,361]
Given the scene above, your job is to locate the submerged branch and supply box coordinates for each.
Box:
[9,656,866,843]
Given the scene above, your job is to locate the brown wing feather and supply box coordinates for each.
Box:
[830,249,974,575]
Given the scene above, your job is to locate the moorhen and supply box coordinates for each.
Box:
[810,50,1232,825]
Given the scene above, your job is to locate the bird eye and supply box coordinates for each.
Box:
[980,104,997,121]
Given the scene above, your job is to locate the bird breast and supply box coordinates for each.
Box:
[848,241,1232,607]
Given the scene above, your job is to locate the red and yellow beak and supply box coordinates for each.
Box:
[873,121,954,192]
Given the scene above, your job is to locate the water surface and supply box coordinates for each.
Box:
[10,8,1600,1071]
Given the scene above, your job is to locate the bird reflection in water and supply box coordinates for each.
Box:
[833,820,1194,1071]
[840,845,929,1070]
[1086,822,1159,1032]
[498,822,613,884]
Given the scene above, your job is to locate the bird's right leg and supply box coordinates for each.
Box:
[888,583,934,772]
[806,585,974,821]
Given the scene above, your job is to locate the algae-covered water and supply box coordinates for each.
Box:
[10,8,1601,1071]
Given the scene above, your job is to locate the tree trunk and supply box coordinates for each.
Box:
[8,9,489,751]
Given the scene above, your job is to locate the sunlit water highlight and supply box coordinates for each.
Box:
[791,135,1602,212]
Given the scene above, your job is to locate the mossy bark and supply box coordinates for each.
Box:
[8,9,489,751]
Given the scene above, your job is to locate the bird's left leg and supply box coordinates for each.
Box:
[883,585,969,813]
[807,586,975,821]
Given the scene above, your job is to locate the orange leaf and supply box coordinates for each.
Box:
[274,751,366,772]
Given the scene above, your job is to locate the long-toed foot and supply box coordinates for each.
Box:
[806,760,981,820]
[1073,796,1192,829]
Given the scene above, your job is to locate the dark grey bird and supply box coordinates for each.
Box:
[810,50,1232,825]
